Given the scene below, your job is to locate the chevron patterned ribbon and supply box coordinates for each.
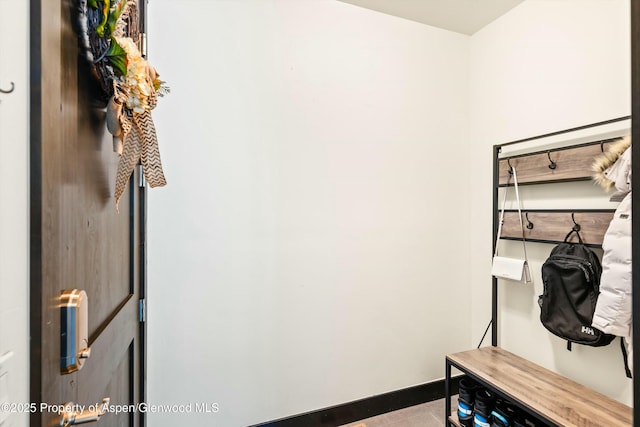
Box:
[114,100,167,208]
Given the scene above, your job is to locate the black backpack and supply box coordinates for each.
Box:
[538,229,615,349]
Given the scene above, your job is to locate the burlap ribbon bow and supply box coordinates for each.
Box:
[110,78,167,208]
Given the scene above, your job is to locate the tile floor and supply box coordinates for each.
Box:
[339,397,450,427]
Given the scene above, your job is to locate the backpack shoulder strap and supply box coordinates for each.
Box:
[621,338,632,379]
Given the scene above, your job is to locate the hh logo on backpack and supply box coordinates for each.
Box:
[581,326,596,336]
[538,230,615,348]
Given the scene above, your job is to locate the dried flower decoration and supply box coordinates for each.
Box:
[114,36,169,113]
[77,0,169,208]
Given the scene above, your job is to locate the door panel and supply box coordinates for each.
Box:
[30,0,144,426]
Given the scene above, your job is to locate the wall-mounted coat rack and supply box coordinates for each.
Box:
[498,137,624,186]
[498,209,615,247]
[491,116,630,353]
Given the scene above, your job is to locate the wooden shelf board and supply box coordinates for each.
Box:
[499,210,614,247]
[447,347,631,427]
[498,139,623,186]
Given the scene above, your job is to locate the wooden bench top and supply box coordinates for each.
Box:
[446,346,632,427]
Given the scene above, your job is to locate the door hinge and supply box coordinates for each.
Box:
[139,299,146,323]
[138,165,146,188]
[141,32,148,57]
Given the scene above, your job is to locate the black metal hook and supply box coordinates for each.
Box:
[0,81,15,94]
[600,141,605,152]
[507,158,513,175]
[547,151,556,170]
[571,212,581,232]
[525,212,534,229]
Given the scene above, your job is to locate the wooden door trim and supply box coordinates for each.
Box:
[138,179,148,427]
[28,0,44,424]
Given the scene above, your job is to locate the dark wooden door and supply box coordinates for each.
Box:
[30,0,145,426]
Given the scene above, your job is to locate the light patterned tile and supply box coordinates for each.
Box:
[340,418,384,427]
[425,412,446,427]
[338,399,449,427]
[395,404,426,418]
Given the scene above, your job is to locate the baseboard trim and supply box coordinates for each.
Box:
[251,376,462,427]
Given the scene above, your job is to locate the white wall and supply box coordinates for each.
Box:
[0,0,29,425]
[469,0,632,404]
[147,1,470,425]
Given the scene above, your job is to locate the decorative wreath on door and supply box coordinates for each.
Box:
[77,0,169,208]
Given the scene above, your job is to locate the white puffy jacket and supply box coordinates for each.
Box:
[591,144,632,372]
